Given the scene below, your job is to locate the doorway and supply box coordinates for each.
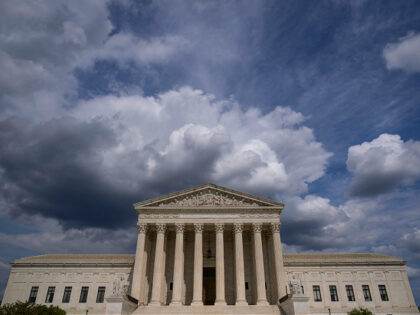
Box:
[203,267,216,305]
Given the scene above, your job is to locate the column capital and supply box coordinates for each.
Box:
[215,223,224,233]
[137,223,148,234]
[194,223,204,233]
[252,223,263,233]
[156,223,167,234]
[175,223,185,233]
[270,222,282,233]
[233,223,243,233]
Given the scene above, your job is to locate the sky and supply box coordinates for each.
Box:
[0,0,420,304]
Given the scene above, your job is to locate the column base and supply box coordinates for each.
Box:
[215,300,227,305]
[169,301,183,306]
[148,301,161,306]
[191,300,203,306]
[257,299,269,306]
[235,299,248,306]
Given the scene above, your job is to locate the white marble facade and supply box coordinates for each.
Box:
[2,184,419,315]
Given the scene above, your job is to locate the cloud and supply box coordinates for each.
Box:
[72,86,331,198]
[0,0,188,121]
[0,87,331,229]
[78,34,190,68]
[407,266,420,279]
[383,32,420,73]
[346,134,420,197]
[402,229,420,259]
[281,195,349,251]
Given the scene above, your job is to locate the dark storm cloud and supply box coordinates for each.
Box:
[0,116,139,229]
[347,173,407,197]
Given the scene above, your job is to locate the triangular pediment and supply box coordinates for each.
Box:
[133,183,284,209]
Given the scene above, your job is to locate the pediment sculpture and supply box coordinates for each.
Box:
[151,189,264,207]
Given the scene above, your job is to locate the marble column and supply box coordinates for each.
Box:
[215,223,226,305]
[130,223,148,303]
[271,222,287,299]
[170,223,185,305]
[192,223,204,305]
[252,223,269,305]
[150,223,167,305]
[233,223,247,305]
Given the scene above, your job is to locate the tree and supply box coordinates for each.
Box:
[0,301,66,315]
[348,308,373,315]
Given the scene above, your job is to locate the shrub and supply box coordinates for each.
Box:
[0,301,66,315]
[348,307,373,315]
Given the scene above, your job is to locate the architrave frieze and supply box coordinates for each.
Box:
[137,210,281,225]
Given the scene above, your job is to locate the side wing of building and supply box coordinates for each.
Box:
[284,254,418,314]
[2,255,134,315]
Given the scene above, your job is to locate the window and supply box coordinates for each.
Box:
[169,282,173,290]
[346,285,355,301]
[96,286,106,303]
[245,282,249,290]
[378,285,389,301]
[362,285,372,301]
[28,286,38,303]
[62,286,72,303]
[329,285,339,302]
[79,286,89,303]
[45,286,55,303]
[313,285,322,302]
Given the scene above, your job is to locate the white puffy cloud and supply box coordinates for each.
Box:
[346,134,420,197]
[71,86,332,197]
[0,0,189,121]
[383,32,420,73]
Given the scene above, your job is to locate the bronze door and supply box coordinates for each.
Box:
[203,267,216,305]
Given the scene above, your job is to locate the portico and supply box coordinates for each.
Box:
[130,183,286,314]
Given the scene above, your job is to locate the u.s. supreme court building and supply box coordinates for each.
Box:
[2,184,419,315]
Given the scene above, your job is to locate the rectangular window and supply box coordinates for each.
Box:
[45,286,55,303]
[62,286,72,303]
[96,286,106,303]
[313,285,322,302]
[378,285,389,301]
[329,285,339,302]
[362,285,372,301]
[28,286,38,303]
[346,285,355,301]
[79,286,89,303]
[245,282,249,290]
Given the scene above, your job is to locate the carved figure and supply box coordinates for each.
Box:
[290,275,304,295]
[153,189,261,207]
[112,275,129,296]
[112,278,120,295]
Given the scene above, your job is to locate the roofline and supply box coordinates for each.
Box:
[10,253,405,268]
[133,183,284,208]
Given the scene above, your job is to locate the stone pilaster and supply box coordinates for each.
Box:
[252,223,269,305]
[191,223,204,305]
[130,223,148,303]
[149,223,166,305]
[233,223,247,305]
[215,223,226,305]
[170,223,185,305]
[271,222,287,299]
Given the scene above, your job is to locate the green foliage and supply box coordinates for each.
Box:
[348,307,373,315]
[0,301,66,315]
